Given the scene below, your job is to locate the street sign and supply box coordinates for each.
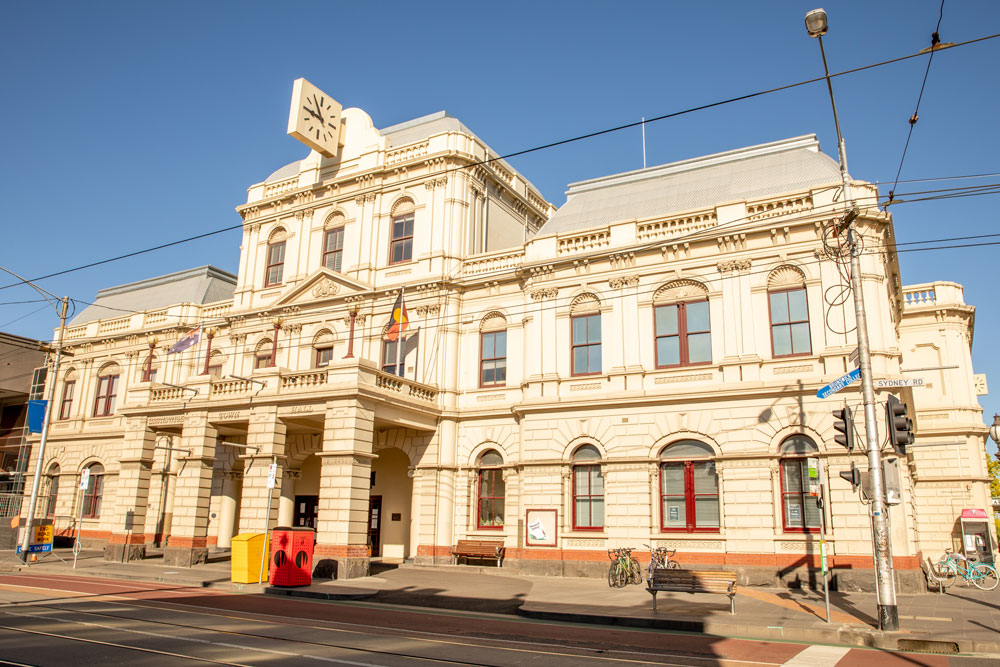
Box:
[79,468,90,490]
[16,524,53,554]
[266,463,277,489]
[849,347,859,367]
[807,457,820,497]
[875,378,925,389]
[817,368,861,399]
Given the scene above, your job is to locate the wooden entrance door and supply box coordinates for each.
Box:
[294,495,318,529]
[368,495,382,556]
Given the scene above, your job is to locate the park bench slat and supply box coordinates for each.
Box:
[452,539,505,567]
[647,569,738,614]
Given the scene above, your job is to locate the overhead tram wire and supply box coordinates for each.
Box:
[0,32,997,294]
[885,0,948,209]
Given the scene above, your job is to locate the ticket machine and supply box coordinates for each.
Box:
[959,508,994,564]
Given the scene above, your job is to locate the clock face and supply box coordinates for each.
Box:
[287,78,343,157]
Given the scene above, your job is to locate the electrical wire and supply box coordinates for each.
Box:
[886,0,947,208]
[0,32,997,293]
[0,305,49,330]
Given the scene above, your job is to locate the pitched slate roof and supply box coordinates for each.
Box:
[538,135,842,237]
[70,266,236,325]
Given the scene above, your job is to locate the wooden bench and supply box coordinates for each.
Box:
[647,569,738,614]
[452,539,505,567]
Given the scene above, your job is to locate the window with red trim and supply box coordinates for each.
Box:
[479,330,507,387]
[315,346,333,368]
[769,287,811,357]
[59,381,75,420]
[571,313,601,376]
[659,440,719,532]
[572,445,604,529]
[45,464,59,516]
[655,300,711,367]
[477,450,504,529]
[389,213,414,264]
[779,435,821,532]
[264,240,286,287]
[141,355,158,383]
[323,227,344,272]
[92,374,118,417]
[82,463,104,518]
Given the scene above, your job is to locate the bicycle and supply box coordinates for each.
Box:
[935,549,999,591]
[607,547,643,587]
[643,544,680,583]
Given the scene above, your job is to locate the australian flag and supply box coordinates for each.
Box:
[168,327,201,354]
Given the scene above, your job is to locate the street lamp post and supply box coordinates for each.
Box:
[989,414,1000,448]
[804,8,899,631]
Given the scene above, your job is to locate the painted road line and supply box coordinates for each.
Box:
[781,645,851,666]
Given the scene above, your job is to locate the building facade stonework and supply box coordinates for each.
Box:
[26,106,991,591]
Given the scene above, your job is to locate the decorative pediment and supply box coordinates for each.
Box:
[271,269,373,307]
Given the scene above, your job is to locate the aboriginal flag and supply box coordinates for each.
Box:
[385,292,408,341]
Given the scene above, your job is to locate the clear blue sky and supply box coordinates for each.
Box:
[1,1,997,444]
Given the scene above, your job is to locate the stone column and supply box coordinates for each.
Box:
[278,469,298,526]
[164,412,218,567]
[238,406,286,534]
[104,417,156,562]
[314,398,375,579]
[432,419,457,562]
[215,472,240,549]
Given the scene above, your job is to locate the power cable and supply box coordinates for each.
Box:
[0,32,997,293]
[886,0,947,208]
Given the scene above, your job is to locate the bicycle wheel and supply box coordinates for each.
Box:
[629,557,643,585]
[931,560,956,588]
[608,561,620,587]
[615,561,628,588]
[972,563,999,591]
[667,559,681,569]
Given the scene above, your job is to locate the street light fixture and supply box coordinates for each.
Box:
[804,8,898,631]
[989,414,1000,448]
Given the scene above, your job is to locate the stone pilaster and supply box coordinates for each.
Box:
[104,416,156,562]
[164,412,217,567]
[238,406,286,535]
[314,398,375,579]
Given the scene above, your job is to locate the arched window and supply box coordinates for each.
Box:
[572,445,604,530]
[479,313,507,387]
[140,354,159,383]
[779,435,821,532]
[571,294,601,376]
[323,214,346,272]
[314,330,335,368]
[93,364,119,417]
[207,350,224,377]
[264,228,287,287]
[82,463,105,518]
[768,267,810,357]
[254,339,273,370]
[659,440,719,532]
[45,463,60,517]
[59,370,76,420]
[389,200,414,265]
[654,281,711,368]
[477,450,504,529]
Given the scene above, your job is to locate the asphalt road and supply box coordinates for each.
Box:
[0,574,992,666]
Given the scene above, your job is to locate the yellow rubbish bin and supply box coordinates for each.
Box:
[231,533,270,583]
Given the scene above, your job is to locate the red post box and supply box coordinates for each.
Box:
[269,527,315,586]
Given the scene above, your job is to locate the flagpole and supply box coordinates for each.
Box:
[397,287,405,378]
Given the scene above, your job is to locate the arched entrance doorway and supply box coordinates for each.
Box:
[369,447,412,559]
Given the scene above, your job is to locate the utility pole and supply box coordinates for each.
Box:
[18,295,70,564]
[805,8,897,630]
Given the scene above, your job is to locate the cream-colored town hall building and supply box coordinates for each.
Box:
[29,95,991,590]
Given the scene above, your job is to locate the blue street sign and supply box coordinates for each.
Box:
[27,400,47,434]
[15,542,53,554]
[817,367,861,399]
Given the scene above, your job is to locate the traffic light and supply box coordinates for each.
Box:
[832,406,855,451]
[886,395,914,455]
[839,463,861,492]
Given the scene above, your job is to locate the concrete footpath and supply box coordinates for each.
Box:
[3,548,999,656]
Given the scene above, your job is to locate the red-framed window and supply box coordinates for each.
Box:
[381,338,400,375]
[323,227,345,272]
[659,440,719,532]
[571,313,601,376]
[477,450,505,529]
[389,213,414,265]
[92,374,118,417]
[82,464,104,518]
[769,287,811,357]
[572,445,604,530]
[315,346,334,368]
[264,240,286,287]
[254,341,272,370]
[45,464,59,516]
[479,330,507,387]
[58,380,75,420]
[141,355,158,383]
[655,300,711,367]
